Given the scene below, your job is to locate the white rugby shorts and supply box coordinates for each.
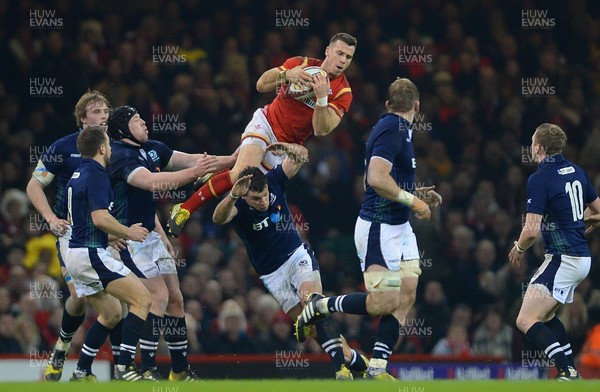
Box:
[529,254,590,304]
[260,244,321,313]
[120,231,177,279]
[240,108,285,173]
[354,216,420,272]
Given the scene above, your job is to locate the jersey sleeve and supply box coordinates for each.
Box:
[525,173,546,215]
[109,148,143,183]
[329,80,352,118]
[88,171,111,212]
[150,140,174,170]
[584,172,598,204]
[371,126,402,164]
[268,165,288,192]
[39,139,65,175]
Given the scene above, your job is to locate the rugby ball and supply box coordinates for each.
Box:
[288,66,327,100]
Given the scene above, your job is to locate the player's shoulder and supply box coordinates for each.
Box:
[110,140,137,160]
[50,130,80,151]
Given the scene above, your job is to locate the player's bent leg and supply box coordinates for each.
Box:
[71,292,122,381]
[45,269,88,382]
[517,284,579,380]
[106,274,151,381]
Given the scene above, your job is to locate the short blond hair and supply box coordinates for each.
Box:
[388,78,419,113]
[73,90,110,127]
[535,123,567,155]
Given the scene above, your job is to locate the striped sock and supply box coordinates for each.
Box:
[108,318,123,365]
[77,321,111,374]
[526,321,570,372]
[544,316,574,367]
[346,349,368,371]
[59,310,86,344]
[140,313,161,371]
[324,293,368,315]
[315,317,345,371]
[369,315,399,372]
[118,312,146,367]
[163,315,189,373]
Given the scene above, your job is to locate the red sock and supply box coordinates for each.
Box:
[181,170,233,213]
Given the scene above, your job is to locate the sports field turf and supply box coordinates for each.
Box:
[3,380,600,392]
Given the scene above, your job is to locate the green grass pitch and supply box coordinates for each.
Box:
[2,380,600,392]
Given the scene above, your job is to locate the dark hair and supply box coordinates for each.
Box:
[77,126,107,158]
[535,123,567,155]
[330,32,357,47]
[238,166,268,193]
[388,77,420,112]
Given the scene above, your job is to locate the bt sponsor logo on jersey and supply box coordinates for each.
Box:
[253,217,270,231]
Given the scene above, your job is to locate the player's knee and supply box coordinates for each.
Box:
[516,314,533,333]
[367,292,399,316]
[100,308,122,329]
[66,294,87,316]
[167,289,184,312]
[150,283,169,311]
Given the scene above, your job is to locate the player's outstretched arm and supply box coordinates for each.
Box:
[91,209,148,242]
[367,157,431,220]
[266,142,308,179]
[128,157,216,192]
[212,175,252,225]
[168,150,232,172]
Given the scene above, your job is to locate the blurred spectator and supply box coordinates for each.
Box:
[259,311,300,352]
[204,299,260,354]
[416,280,452,352]
[471,307,513,360]
[431,324,472,357]
[14,313,48,354]
[0,312,21,353]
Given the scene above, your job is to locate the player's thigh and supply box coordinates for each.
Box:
[105,273,150,308]
[232,144,266,175]
[364,264,401,312]
[518,285,560,326]
[86,291,122,327]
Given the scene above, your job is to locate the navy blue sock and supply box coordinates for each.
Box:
[526,321,570,372]
[77,321,111,374]
[118,312,146,367]
[163,315,189,373]
[371,315,399,361]
[544,316,574,367]
[315,317,345,371]
[108,318,123,365]
[325,293,368,314]
[140,312,161,371]
[59,309,86,344]
[346,349,368,371]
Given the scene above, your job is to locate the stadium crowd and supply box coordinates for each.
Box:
[1,0,600,365]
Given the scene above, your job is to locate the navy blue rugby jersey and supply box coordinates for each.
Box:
[67,158,111,248]
[231,165,303,275]
[526,154,598,256]
[34,130,82,219]
[109,140,173,231]
[360,113,416,225]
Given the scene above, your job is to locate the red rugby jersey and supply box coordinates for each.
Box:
[264,56,352,144]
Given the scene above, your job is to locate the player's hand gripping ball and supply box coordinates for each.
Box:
[289,66,327,100]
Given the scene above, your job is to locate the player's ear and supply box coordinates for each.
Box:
[414,100,420,113]
[385,100,390,111]
[325,45,330,57]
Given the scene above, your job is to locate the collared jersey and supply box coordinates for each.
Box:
[265,56,352,145]
[109,140,173,231]
[34,130,82,219]
[360,113,416,225]
[67,158,111,248]
[230,165,303,275]
[526,154,597,256]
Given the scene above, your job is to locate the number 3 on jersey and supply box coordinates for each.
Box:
[565,180,583,222]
